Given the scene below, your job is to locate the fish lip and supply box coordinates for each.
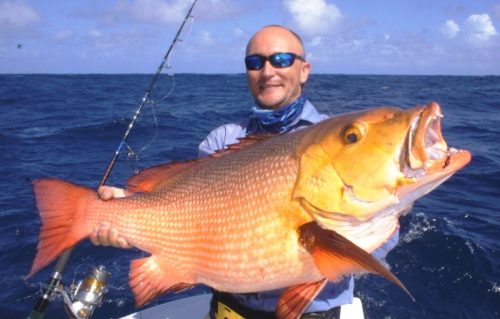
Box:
[402,103,446,174]
[401,102,470,178]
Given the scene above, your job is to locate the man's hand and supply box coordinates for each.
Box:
[97,185,127,200]
[90,222,132,249]
[89,186,132,249]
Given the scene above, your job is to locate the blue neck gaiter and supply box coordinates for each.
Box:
[246,94,307,134]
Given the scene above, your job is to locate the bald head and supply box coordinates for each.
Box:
[246,25,306,57]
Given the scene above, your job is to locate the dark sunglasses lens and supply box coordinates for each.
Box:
[245,55,264,70]
[269,53,295,68]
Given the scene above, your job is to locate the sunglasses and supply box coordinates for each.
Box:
[244,52,305,71]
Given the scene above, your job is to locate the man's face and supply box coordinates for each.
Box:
[246,27,311,110]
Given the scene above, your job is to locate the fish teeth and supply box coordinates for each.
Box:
[404,166,425,178]
[428,148,445,160]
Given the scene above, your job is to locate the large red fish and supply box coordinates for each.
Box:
[29,102,470,318]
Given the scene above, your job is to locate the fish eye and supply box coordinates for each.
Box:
[346,132,358,143]
[343,123,365,144]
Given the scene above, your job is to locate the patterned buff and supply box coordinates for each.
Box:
[246,95,307,134]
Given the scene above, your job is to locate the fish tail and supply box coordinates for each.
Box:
[28,178,94,277]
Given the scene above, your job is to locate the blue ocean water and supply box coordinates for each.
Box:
[0,74,498,318]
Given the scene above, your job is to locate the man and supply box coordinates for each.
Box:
[92,25,398,318]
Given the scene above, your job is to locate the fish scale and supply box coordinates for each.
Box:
[85,136,313,291]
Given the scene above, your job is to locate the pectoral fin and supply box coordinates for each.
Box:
[276,279,327,319]
[299,221,414,300]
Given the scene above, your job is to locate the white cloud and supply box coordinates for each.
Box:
[85,28,128,52]
[99,0,192,26]
[199,30,215,45]
[88,29,103,38]
[440,20,460,39]
[283,0,342,35]
[127,0,190,24]
[0,0,39,28]
[463,14,497,42]
[309,36,323,47]
[54,30,73,42]
[232,27,245,39]
[194,0,245,21]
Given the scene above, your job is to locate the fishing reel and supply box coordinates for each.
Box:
[59,265,110,319]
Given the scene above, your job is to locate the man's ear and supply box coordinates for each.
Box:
[300,61,311,85]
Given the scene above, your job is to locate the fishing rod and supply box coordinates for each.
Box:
[27,1,198,318]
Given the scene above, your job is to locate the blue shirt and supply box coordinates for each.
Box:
[199,100,327,158]
[198,100,399,312]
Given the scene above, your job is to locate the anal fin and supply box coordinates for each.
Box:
[129,255,194,307]
[276,279,327,319]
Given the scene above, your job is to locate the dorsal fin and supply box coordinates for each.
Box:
[210,134,273,158]
[126,160,201,193]
[126,134,274,193]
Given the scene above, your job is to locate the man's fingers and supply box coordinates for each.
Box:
[97,186,127,200]
[117,238,133,249]
[89,231,101,246]
[110,228,132,248]
[89,223,132,249]
[96,223,111,246]
[97,186,115,200]
[109,228,119,245]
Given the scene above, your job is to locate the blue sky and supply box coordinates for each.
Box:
[1,0,499,75]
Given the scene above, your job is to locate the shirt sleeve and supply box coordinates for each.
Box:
[198,123,246,158]
[372,227,400,260]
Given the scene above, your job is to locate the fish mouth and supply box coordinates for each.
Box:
[401,102,471,180]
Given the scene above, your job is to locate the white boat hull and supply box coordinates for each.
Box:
[118,294,364,319]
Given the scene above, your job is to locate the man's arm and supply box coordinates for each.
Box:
[89,186,133,249]
[372,227,400,260]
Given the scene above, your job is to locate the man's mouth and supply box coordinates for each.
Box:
[261,84,281,90]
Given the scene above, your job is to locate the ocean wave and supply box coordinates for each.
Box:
[2,74,499,319]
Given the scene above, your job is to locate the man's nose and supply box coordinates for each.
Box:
[260,60,276,77]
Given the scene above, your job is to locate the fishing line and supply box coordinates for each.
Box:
[100,0,198,186]
[27,1,199,317]
[124,73,176,172]
[123,11,195,170]
[220,0,252,36]
[181,10,196,43]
